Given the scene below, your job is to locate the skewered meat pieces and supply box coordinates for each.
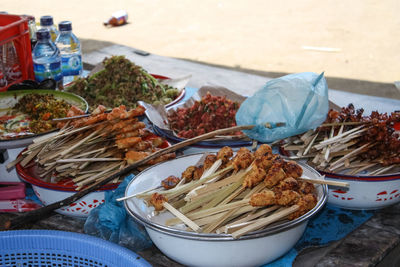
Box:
[275,177,299,192]
[274,190,300,206]
[193,166,204,180]
[181,165,204,182]
[254,144,272,159]
[283,160,303,179]
[249,189,300,207]
[243,164,266,188]
[203,154,218,170]
[264,166,286,188]
[217,146,233,164]
[116,136,142,149]
[162,175,181,190]
[249,189,276,206]
[258,154,280,170]
[150,193,167,211]
[298,181,315,195]
[232,147,254,171]
[288,193,318,220]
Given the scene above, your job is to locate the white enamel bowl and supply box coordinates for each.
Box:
[16,160,113,217]
[321,170,400,210]
[124,153,327,267]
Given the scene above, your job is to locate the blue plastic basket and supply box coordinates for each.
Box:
[0,230,151,267]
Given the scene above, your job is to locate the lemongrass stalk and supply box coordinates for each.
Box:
[221,205,280,234]
[231,205,299,239]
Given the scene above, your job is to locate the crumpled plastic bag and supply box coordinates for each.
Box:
[235,72,328,143]
[84,174,153,252]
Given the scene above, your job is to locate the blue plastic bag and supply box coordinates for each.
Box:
[84,174,153,252]
[235,72,329,142]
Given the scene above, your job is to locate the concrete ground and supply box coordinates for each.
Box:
[2,0,400,99]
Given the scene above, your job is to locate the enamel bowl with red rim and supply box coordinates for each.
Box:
[15,136,170,218]
[16,158,116,218]
[151,74,186,108]
[321,170,400,210]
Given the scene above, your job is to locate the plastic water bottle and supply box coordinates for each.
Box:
[3,41,22,84]
[55,21,83,85]
[40,15,59,42]
[32,28,63,88]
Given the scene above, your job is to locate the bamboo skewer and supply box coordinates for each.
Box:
[163,202,201,232]
[231,205,300,239]
[220,205,280,234]
[56,158,123,163]
[298,176,349,187]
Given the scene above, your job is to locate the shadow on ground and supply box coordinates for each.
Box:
[81,39,400,100]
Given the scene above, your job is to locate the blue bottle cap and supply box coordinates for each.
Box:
[40,15,54,26]
[58,21,72,31]
[36,28,51,40]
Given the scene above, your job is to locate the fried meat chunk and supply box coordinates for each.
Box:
[150,193,167,211]
[203,154,218,170]
[232,147,254,171]
[274,190,300,206]
[254,144,272,159]
[275,177,299,192]
[258,154,279,170]
[264,166,287,188]
[243,164,267,188]
[181,166,197,183]
[249,189,276,206]
[161,175,181,190]
[283,160,303,179]
[193,166,204,180]
[217,146,233,164]
[298,181,315,195]
[288,193,318,220]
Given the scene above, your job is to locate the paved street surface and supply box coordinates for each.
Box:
[2,0,399,89]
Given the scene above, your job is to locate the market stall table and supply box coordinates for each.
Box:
[1,44,400,266]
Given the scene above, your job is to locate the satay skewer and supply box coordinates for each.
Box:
[298,176,349,187]
[231,205,300,239]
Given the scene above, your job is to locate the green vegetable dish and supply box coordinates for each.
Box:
[65,56,180,110]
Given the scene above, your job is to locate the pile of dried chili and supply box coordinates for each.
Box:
[167,93,241,138]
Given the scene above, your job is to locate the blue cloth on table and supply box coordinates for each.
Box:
[263,205,374,266]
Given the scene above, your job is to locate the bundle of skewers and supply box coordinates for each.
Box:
[120,145,340,239]
[13,104,175,189]
[278,104,400,175]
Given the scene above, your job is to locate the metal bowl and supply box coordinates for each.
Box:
[124,153,327,267]
[321,170,400,210]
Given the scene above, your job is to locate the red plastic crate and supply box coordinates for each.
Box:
[0,14,34,91]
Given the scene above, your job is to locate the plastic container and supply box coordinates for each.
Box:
[32,28,63,88]
[55,21,82,84]
[104,10,128,27]
[39,15,59,42]
[0,230,151,267]
[0,14,34,91]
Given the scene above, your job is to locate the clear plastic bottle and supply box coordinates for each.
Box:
[55,21,83,84]
[40,15,59,42]
[32,28,63,88]
[3,41,22,84]
[26,15,38,49]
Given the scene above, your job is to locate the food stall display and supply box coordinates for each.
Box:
[15,104,174,189]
